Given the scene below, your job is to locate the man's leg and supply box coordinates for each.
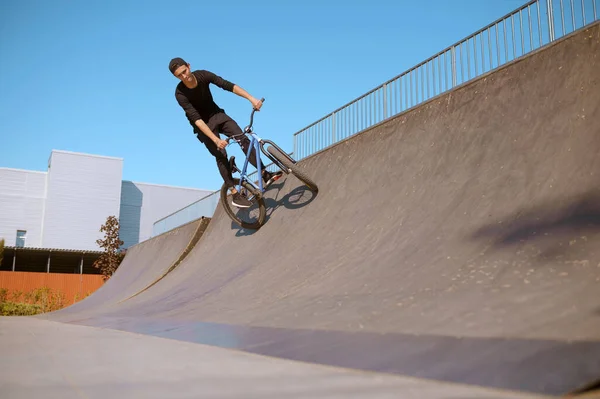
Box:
[216,113,283,186]
[195,128,252,208]
[216,113,263,170]
[195,130,235,187]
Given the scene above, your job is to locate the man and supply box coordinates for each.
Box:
[169,57,281,208]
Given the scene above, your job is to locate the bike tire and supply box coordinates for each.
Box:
[266,146,319,193]
[220,178,266,230]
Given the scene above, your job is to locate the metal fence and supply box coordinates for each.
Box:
[153,0,598,237]
[152,190,220,236]
[293,0,599,160]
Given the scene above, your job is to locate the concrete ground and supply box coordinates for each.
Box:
[0,317,551,399]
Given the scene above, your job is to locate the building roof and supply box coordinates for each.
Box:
[4,246,104,254]
[51,149,124,161]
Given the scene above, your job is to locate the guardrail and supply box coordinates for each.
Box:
[292,0,598,160]
[152,190,220,237]
[153,0,598,237]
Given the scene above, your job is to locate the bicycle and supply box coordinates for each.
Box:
[219,98,318,230]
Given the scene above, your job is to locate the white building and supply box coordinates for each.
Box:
[0,150,213,251]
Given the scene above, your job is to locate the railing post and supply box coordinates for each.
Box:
[331,112,336,144]
[547,0,555,42]
[293,134,297,160]
[383,84,388,119]
[451,46,457,87]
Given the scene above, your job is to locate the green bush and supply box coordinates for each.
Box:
[0,286,66,316]
[0,301,42,316]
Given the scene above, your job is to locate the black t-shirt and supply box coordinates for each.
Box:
[174,70,235,129]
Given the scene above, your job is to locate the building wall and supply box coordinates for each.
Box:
[119,181,212,248]
[0,168,47,247]
[1,150,210,252]
[42,151,123,251]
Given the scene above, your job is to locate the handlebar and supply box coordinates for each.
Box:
[246,97,265,132]
[226,98,265,143]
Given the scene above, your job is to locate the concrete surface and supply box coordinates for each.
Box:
[0,317,551,399]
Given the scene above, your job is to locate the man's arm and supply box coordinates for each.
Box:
[203,70,262,110]
[233,85,262,110]
[195,119,226,148]
[175,90,227,148]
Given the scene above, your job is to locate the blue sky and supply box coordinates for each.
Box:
[1,0,527,191]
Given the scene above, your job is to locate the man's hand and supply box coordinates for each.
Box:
[194,119,227,149]
[251,97,263,111]
[215,138,228,149]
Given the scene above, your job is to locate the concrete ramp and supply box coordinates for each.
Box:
[46,217,209,321]
[42,22,600,397]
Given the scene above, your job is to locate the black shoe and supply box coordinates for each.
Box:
[231,192,252,208]
[262,170,283,187]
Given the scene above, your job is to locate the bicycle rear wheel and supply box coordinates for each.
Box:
[266,146,318,193]
[220,178,266,230]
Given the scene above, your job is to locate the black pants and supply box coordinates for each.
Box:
[196,112,264,188]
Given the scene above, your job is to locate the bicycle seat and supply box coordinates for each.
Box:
[229,156,240,173]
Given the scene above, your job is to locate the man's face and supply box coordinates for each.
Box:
[173,64,194,84]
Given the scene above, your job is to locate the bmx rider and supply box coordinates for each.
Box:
[169,57,282,208]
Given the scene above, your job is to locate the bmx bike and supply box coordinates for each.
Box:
[219,98,318,230]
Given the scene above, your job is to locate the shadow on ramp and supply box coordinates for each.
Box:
[231,181,319,237]
[470,189,600,262]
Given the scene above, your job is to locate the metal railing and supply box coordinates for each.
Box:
[152,0,598,237]
[152,190,220,236]
[292,0,599,160]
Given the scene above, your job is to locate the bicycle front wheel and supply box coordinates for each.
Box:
[267,146,318,193]
[220,178,266,230]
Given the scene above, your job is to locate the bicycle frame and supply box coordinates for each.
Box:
[227,98,298,196]
[236,131,265,193]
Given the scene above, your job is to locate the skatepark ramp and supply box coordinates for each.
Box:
[152,0,600,237]
[38,19,600,398]
[49,217,209,321]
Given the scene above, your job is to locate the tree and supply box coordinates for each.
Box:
[93,216,125,281]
